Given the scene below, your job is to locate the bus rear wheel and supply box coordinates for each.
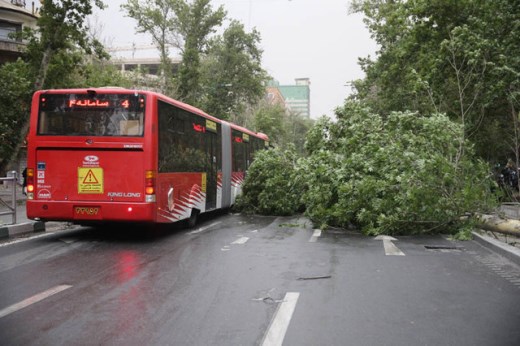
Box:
[188,209,199,228]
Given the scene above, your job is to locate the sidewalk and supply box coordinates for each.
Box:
[0,185,69,239]
[471,203,520,266]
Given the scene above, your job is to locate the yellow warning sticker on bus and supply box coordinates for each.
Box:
[206,119,217,133]
[201,173,207,193]
[78,167,104,194]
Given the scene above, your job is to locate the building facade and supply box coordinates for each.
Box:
[265,85,286,109]
[0,0,38,64]
[111,57,181,76]
[269,78,311,118]
[0,1,39,175]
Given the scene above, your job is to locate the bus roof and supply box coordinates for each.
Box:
[228,122,269,141]
[36,87,269,141]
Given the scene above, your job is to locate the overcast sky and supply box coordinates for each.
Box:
[92,0,379,119]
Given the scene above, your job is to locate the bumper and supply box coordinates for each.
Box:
[26,200,156,223]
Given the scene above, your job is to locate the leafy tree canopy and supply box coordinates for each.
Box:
[0,0,109,174]
[350,0,520,163]
[238,100,498,236]
[234,145,305,216]
[200,20,267,121]
[0,61,32,172]
[301,100,498,235]
[174,0,226,104]
[122,0,178,91]
[252,103,288,146]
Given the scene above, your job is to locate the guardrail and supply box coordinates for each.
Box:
[0,171,18,225]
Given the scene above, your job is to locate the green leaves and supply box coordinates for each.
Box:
[174,0,226,104]
[0,60,32,170]
[300,101,498,235]
[198,98,496,236]
[199,20,267,121]
[350,0,520,164]
[0,1,113,174]
[234,146,304,216]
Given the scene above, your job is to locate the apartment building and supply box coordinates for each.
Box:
[0,0,38,64]
[268,78,311,118]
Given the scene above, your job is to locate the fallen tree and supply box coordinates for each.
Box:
[476,214,520,237]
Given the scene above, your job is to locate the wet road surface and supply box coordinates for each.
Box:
[1,212,519,345]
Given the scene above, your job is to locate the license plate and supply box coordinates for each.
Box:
[74,206,101,219]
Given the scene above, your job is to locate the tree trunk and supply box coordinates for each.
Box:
[477,213,520,237]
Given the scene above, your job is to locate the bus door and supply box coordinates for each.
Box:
[205,125,218,210]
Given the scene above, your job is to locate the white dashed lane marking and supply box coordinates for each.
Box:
[222,236,250,251]
[375,235,405,256]
[188,221,222,235]
[309,229,321,242]
[231,236,249,245]
[261,292,300,346]
[0,285,72,319]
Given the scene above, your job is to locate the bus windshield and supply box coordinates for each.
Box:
[37,93,145,137]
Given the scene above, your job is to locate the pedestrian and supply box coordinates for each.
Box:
[22,167,27,195]
[502,159,519,191]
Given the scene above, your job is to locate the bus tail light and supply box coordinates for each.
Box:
[145,170,156,202]
[26,168,34,200]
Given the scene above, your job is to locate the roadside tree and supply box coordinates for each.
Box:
[200,20,267,123]
[173,0,226,105]
[0,0,108,174]
[121,0,179,94]
[349,0,520,164]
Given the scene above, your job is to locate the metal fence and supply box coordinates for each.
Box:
[0,171,19,225]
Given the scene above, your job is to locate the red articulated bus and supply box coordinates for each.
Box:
[26,87,269,227]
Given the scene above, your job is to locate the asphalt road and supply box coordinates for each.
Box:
[1,212,519,345]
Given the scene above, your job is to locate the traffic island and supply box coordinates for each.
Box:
[0,221,45,240]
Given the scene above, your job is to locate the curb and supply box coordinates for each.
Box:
[0,221,45,239]
[472,231,520,266]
